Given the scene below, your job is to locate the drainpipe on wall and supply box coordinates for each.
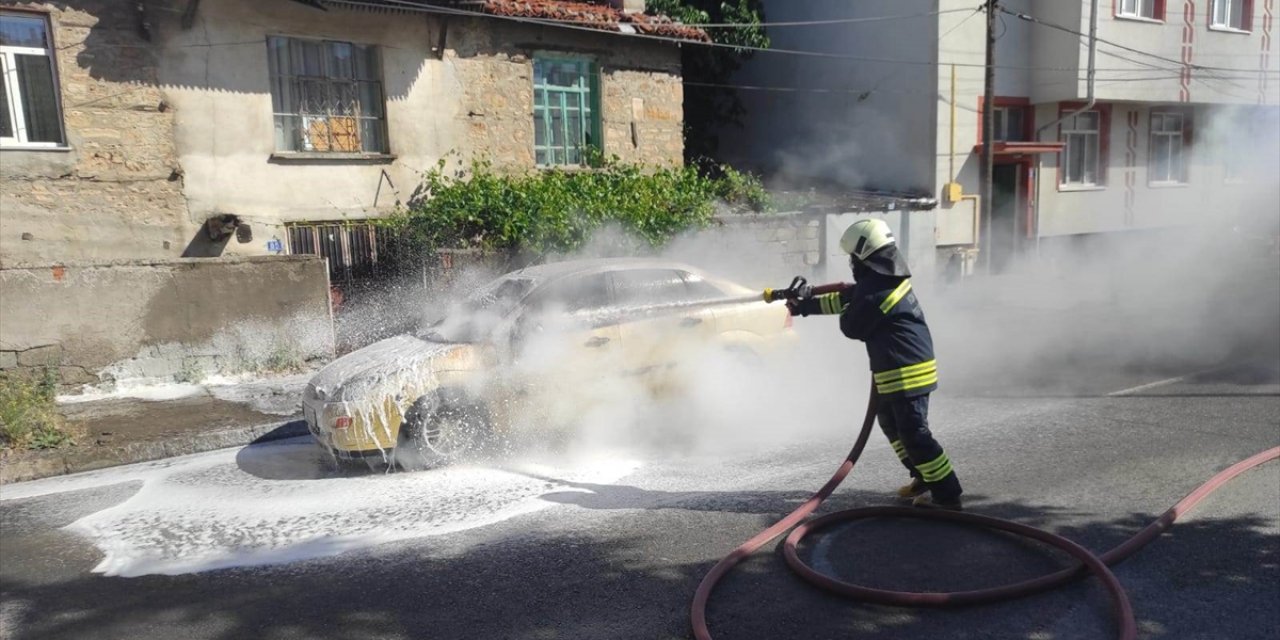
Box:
[1031,0,1097,258]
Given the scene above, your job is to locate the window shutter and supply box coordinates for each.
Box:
[1244,0,1254,30]
[1154,0,1167,20]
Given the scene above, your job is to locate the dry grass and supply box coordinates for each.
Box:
[0,369,74,450]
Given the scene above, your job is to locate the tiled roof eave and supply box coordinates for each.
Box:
[307,0,710,43]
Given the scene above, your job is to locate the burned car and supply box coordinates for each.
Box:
[302,259,791,468]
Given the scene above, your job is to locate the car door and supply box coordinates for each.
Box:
[500,272,624,427]
[608,268,718,377]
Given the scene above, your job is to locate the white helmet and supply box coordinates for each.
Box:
[839,218,896,261]
[839,219,911,277]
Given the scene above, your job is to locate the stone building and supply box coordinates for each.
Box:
[0,0,702,270]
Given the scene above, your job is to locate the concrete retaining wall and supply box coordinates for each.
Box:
[0,256,333,387]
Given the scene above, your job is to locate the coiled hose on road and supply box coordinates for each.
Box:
[690,384,1280,640]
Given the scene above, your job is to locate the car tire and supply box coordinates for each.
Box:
[394,387,492,470]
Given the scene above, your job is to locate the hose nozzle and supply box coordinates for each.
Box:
[763,276,809,303]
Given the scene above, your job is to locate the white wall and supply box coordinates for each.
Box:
[932,0,1038,247]
[157,0,452,232]
[1029,0,1085,103]
[1035,103,1280,237]
[1084,0,1280,105]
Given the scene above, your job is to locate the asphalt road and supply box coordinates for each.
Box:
[2,362,1277,640]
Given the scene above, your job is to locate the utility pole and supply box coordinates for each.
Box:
[980,0,997,273]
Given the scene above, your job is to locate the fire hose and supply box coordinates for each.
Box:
[690,278,1280,640]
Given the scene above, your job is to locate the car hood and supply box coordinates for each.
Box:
[307,335,474,403]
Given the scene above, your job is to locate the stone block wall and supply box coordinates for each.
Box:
[660,212,827,289]
[1,2,687,267]
[0,256,333,389]
[450,17,684,170]
[0,0,194,268]
[712,213,826,272]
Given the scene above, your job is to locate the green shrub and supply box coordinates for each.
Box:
[386,156,771,256]
[0,369,74,450]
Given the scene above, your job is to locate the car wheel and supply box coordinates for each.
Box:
[394,388,492,470]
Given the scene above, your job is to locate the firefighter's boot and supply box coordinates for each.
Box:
[912,493,963,511]
[895,478,928,500]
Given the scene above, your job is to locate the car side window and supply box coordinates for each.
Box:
[680,272,725,300]
[529,273,611,313]
[610,269,691,307]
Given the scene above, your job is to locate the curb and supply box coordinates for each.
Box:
[0,417,309,485]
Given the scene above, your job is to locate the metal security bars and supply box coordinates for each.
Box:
[285,222,406,287]
[267,36,387,154]
[533,56,600,166]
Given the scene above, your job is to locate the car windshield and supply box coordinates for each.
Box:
[421,276,537,343]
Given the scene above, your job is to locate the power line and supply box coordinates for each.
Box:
[998,5,1279,75]
[327,0,1255,75]
[939,6,984,41]
[690,7,975,28]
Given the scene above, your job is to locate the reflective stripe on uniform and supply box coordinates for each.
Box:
[878,280,913,314]
[916,453,953,483]
[889,439,908,460]
[873,359,937,394]
[874,359,937,383]
[818,292,845,314]
[877,372,939,394]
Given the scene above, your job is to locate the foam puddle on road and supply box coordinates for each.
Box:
[1,439,640,577]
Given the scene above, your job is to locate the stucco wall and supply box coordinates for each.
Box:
[158,0,683,257]
[1034,103,1280,237]
[0,0,195,269]
[0,0,685,266]
[1087,0,1280,105]
[0,256,334,387]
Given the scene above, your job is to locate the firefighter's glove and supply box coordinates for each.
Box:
[785,299,805,317]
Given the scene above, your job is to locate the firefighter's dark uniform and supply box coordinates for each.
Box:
[793,271,963,502]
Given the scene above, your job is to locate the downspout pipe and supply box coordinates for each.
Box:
[1032,0,1098,252]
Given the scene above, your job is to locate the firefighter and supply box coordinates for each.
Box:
[788,219,963,510]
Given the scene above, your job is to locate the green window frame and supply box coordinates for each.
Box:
[533,56,600,166]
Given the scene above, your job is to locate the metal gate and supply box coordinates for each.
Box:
[285,221,406,288]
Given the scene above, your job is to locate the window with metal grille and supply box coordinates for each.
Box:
[1211,0,1252,31]
[533,56,600,166]
[1,12,64,147]
[1060,111,1102,186]
[266,36,387,154]
[1149,111,1189,184]
[286,222,401,285]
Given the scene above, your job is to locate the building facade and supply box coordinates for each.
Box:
[0,0,697,270]
[720,0,1279,276]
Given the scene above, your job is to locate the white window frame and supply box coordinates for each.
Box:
[1117,0,1160,20]
[1060,111,1102,187]
[1210,0,1250,31]
[1149,111,1188,186]
[1,12,64,149]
